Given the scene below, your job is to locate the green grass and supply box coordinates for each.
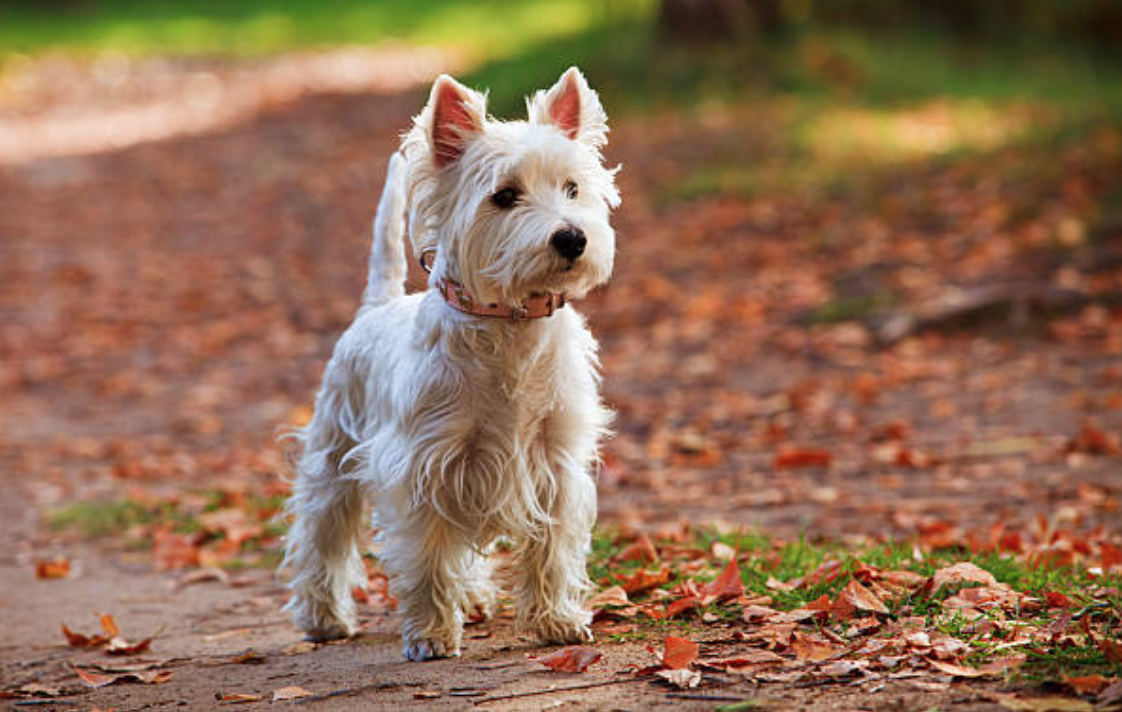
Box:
[0,0,655,62]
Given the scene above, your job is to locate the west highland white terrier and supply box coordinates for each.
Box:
[281,67,620,661]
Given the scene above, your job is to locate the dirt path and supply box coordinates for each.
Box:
[1,57,1119,710]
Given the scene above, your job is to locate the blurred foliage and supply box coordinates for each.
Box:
[0,0,654,60]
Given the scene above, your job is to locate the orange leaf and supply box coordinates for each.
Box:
[700,557,744,603]
[611,534,659,564]
[106,636,153,656]
[619,566,671,595]
[666,596,701,619]
[36,558,70,579]
[1065,674,1111,695]
[62,624,94,648]
[926,659,984,678]
[99,613,120,639]
[1099,638,1122,664]
[836,579,888,616]
[532,646,602,673]
[774,447,832,469]
[1102,541,1122,571]
[72,666,116,688]
[790,632,836,662]
[663,636,699,670]
[931,562,996,592]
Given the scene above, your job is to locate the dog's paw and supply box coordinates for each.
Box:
[532,617,594,645]
[403,636,460,662]
[301,619,353,642]
[464,585,497,624]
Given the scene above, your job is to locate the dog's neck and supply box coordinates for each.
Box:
[434,276,567,322]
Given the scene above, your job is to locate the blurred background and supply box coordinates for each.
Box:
[1,0,1120,549]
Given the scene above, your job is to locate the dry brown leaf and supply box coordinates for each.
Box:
[588,586,630,609]
[105,636,153,656]
[926,658,984,678]
[531,646,602,673]
[774,447,833,469]
[655,668,701,688]
[273,685,313,701]
[611,533,659,564]
[619,566,671,595]
[932,562,997,592]
[700,557,745,604]
[663,636,699,669]
[790,632,837,662]
[1064,674,1112,695]
[35,558,70,579]
[835,579,889,617]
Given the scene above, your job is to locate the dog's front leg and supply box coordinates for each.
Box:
[514,465,596,644]
[382,508,471,661]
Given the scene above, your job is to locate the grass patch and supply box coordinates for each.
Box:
[588,526,1122,684]
[0,0,655,62]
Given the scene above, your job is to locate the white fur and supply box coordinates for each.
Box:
[281,67,619,661]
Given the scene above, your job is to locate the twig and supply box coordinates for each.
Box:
[294,681,423,704]
[472,677,643,705]
[665,692,745,702]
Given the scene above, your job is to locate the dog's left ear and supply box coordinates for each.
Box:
[528,67,609,149]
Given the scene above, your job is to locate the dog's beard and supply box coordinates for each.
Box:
[459,217,614,304]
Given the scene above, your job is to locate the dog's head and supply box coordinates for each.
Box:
[403,67,620,306]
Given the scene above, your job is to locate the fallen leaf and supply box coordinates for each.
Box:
[273,686,313,701]
[611,533,659,564]
[835,579,889,617]
[774,447,833,469]
[931,562,997,592]
[926,658,984,678]
[35,558,70,579]
[655,668,701,688]
[790,632,837,662]
[700,557,745,603]
[663,636,699,669]
[105,636,153,656]
[1099,638,1122,663]
[221,693,263,703]
[531,646,602,673]
[619,566,671,595]
[700,649,785,668]
[588,586,630,609]
[73,666,117,688]
[283,641,317,655]
[666,596,701,618]
[1064,674,1111,695]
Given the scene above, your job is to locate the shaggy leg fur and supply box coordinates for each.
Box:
[513,466,597,644]
[282,400,367,641]
[380,509,477,661]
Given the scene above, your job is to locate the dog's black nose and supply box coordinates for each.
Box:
[550,227,586,261]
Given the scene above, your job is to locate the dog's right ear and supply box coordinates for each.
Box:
[426,75,486,168]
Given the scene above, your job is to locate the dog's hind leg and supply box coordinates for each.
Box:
[282,381,367,641]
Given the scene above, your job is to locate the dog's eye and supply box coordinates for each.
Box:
[564,180,579,200]
[491,188,520,209]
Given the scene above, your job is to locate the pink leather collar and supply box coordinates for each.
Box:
[436,277,567,321]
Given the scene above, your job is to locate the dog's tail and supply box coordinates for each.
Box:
[361,151,408,308]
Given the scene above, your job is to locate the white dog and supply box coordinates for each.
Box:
[281,67,620,661]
